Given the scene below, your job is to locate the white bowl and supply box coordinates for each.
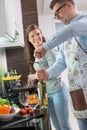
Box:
[0,107,20,121]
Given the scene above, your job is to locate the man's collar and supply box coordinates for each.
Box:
[71,13,83,22]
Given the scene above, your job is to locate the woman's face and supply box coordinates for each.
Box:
[28,28,43,48]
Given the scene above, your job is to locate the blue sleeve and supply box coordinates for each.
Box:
[46,51,56,67]
[43,15,87,51]
[47,49,67,79]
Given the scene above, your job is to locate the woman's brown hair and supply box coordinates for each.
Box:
[24,24,46,73]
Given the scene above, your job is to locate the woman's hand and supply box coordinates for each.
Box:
[27,73,38,86]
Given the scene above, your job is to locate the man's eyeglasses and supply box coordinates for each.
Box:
[54,3,66,19]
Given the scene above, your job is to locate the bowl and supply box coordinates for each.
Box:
[0,107,20,121]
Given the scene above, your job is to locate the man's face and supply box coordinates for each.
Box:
[52,2,72,24]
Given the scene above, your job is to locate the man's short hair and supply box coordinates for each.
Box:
[50,0,75,9]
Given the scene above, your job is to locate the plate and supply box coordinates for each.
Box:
[0,107,20,121]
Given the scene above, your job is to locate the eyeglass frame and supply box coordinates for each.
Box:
[54,3,66,19]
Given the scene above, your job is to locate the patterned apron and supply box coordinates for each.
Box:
[63,37,87,118]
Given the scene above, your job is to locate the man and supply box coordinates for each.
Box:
[34,0,87,130]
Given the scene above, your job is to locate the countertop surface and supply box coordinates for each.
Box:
[0,112,44,129]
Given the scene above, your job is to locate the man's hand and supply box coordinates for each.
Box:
[36,68,49,80]
[34,46,47,59]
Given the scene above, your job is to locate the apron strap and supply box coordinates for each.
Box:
[74,37,87,53]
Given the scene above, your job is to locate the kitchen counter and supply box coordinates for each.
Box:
[0,107,51,130]
[0,111,44,129]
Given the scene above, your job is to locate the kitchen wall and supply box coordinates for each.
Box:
[6,47,29,84]
[21,0,38,31]
[38,14,58,39]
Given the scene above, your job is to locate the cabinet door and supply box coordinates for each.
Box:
[14,0,24,46]
[0,0,15,41]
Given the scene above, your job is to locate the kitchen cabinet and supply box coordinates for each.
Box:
[0,0,24,48]
[14,0,24,47]
[0,0,15,41]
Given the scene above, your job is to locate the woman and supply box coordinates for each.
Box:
[24,24,72,130]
